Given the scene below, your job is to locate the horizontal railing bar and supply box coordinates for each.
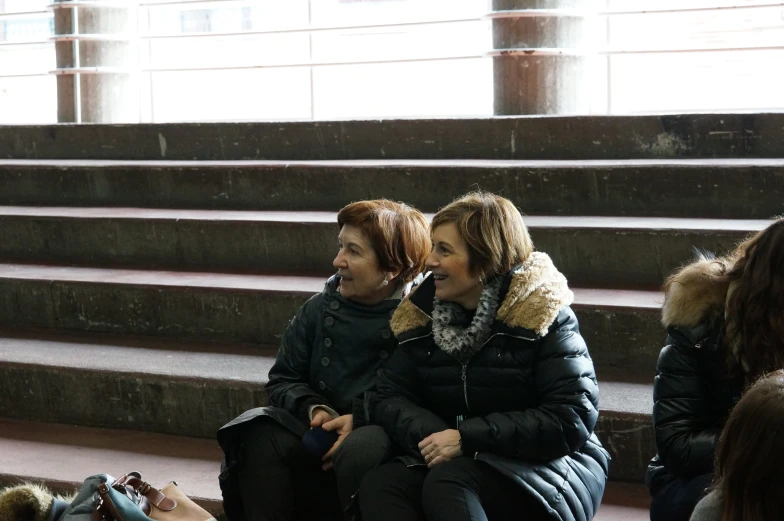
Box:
[49,0,270,9]
[0,40,52,47]
[51,34,132,42]
[47,41,784,76]
[488,3,784,18]
[143,17,482,39]
[489,44,784,56]
[141,0,253,5]
[48,18,480,43]
[0,72,51,78]
[49,54,485,75]
[48,1,130,9]
[0,10,50,18]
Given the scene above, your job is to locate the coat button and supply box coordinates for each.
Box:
[330,301,340,310]
[324,338,332,348]
[380,350,389,360]
[382,329,391,339]
[321,357,330,367]
[318,381,326,390]
[325,317,334,326]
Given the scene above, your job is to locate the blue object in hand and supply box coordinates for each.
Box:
[302,426,339,457]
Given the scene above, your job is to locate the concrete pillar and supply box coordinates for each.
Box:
[54,2,138,123]
[491,0,606,115]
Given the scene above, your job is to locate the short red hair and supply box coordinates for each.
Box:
[337,200,430,283]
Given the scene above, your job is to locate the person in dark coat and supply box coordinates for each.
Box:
[689,370,784,521]
[647,217,784,521]
[358,192,610,521]
[217,200,430,521]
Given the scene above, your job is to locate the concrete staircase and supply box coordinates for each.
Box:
[2,114,783,519]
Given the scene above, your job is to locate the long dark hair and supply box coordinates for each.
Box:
[723,218,784,382]
[714,370,784,521]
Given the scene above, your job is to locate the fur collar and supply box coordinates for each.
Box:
[391,252,573,339]
[0,484,55,521]
[661,253,734,328]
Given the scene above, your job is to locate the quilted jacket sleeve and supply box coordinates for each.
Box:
[374,347,451,458]
[651,339,718,477]
[265,295,333,425]
[458,309,600,461]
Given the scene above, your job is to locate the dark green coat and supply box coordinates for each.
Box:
[217,275,400,519]
[219,275,399,438]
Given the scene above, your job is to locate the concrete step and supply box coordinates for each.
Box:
[0,331,655,483]
[0,208,767,288]
[0,419,222,515]
[0,265,663,372]
[1,158,782,219]
[0,419,649,520]
[2,113,781,160]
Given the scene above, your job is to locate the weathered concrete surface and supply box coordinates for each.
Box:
[0,418,649,517]
[596,412,655,483]
[0,333,269,437]
[0,419,223,514]
[1,159,782,218]
[0,332,654,483]
[0,265,664,373]
[0,365,266,438]
[1,114,782,160]
[0,209,767,288]
[0,265,318,345]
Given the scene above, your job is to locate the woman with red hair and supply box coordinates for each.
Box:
[218,199,430,521]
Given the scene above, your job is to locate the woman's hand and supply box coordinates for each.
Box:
[320,414,354,470]
[310,408,334,428]
[419,429,462,468]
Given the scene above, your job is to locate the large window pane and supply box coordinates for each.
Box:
[312,58,491,120]
[607,0,784,113]
[149,68,312,121]
[0,75,56,123]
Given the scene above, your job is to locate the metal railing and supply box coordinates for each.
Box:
[1,1,783,117]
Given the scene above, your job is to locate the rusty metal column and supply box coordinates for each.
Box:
[490,0,605,115]
[53,1,138,123]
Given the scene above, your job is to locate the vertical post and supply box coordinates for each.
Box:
[308,0,315,120]
[54,5,76,122]
[53,1,139,123]
[490,0,605,115]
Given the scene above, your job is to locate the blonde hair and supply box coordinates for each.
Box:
[431,191,533,281]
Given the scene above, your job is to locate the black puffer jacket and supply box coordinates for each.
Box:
[375,253,610,521]
[646,257,744,493]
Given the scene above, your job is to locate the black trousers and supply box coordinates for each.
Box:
[235,420,394,521]
[649,473,713,521]
[358,459,551,521]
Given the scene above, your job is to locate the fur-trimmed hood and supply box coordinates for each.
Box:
[0,484,55,521]
[661,253,735,329]
[391,251,573,338]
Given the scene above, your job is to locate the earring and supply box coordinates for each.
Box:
[382,276,389,287]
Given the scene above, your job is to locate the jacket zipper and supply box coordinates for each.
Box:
[455,332,535,417]
[404,331,535,419]
[398,332,433,346]
[461,361,471,412]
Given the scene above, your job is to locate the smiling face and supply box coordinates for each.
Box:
[427,222,484,310]
[333,224,396,305]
